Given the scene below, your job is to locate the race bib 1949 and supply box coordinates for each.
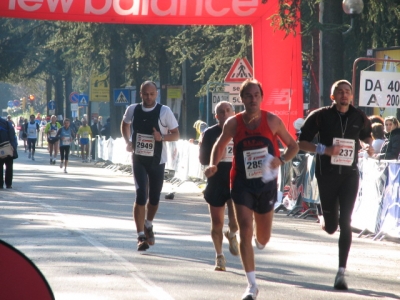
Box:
[243,147,268,179]
[135,133,155,156]
[331,137,355,166]
[221,140,234,162]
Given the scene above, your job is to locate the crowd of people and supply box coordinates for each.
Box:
[2,78,400,300]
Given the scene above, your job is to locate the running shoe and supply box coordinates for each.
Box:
[60,162,63,169]
[242,285,259,300]
[224,230,239,256]
[28,152,31,158]
[144,225,155,246]
[137,235,149,251]
[32,156,35,161]
[64,169,68,173]
[334,271,348,290]
[52,159,56,165]
[214,255,226,271]
[50,158,53,164]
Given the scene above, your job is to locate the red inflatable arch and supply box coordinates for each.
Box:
[0,0,303,136]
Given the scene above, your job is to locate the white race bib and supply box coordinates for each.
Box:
[28,129,35,135]
[243,147,268,179]
[62,137,71,146]
[135,133,155,156]
[221,140,234,162]
[331,138,355,166]
[82,132,89,138]
[50,130,56,137]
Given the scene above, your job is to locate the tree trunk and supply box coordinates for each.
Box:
[321,0,344,106]
[109,27,126,139]
[64,65,72,120]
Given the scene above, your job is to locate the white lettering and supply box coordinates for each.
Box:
[47,0,73,12]
[151,0,177,16]
[179,0,187,15]
[113,0,139,15]
[18,0,43,11]
[8,0,260,18]
[85,0,112,15]
[141,0,149,15]
[9,0,17,9]
[205,0,229,16]
[233,0,257,16]
[195,0,203,16]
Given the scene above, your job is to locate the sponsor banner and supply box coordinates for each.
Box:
[1,0,266,24]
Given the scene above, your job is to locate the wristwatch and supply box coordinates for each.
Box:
[279,156,286,164]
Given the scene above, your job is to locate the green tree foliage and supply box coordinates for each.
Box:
[167,25,252,95]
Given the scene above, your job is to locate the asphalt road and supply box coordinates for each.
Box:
[1,145,400,300]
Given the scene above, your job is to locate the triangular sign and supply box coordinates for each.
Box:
[116,92,128,103]
[80,97,87,105]
[224,58,253,82]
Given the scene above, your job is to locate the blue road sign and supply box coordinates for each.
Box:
[48,100,56,110]
[78,94,89,106]
[7,101,14,108]
[114,89,131,106]
[13,100,21,107]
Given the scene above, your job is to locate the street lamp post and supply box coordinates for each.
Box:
[342,0,364,35]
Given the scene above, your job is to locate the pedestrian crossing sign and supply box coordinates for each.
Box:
[224,58,253,82]
[78,94,89,106]
[113,89,131,106]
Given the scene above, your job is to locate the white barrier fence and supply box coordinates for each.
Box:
[96,137,205,181]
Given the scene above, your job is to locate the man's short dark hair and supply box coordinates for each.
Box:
[239,79,264,98]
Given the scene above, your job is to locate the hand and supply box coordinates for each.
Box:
[204,165,217,178]
[365,144,374,157]
[152,127,162,142]
[270,157,282,169]
[325,144,341,156]
[126,141,133,152]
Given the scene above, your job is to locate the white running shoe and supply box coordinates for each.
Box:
[242,285,259,300]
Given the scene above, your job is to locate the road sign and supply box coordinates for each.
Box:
[78,94,89,106]
[71,103,78,111]
[224,58,253,82]
[7,101,13,108]
[229,94,242,105]
[113,89,130,106]
[48,100,56,110]
[69,92,79,103]
[13,100,21,107]
[224,82,242,94]
[211,92,229,113]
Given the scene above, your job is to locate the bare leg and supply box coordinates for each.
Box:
[234,204,255,272]
[146,203,159,222]
[134,203,146,233]
[209,205,225,255]
[226,199,239,233]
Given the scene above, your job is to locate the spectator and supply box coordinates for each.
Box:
[0,116,18,188]
[90,118,100,160]
[368,115,384,126]
[371,123,386,153]
[101,117,111,139]
[379,116,400,160]
[6,115,15,127]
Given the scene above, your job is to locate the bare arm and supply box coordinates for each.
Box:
[298,140,340,156]
[121,121,132,152]
[268,114,299,168]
